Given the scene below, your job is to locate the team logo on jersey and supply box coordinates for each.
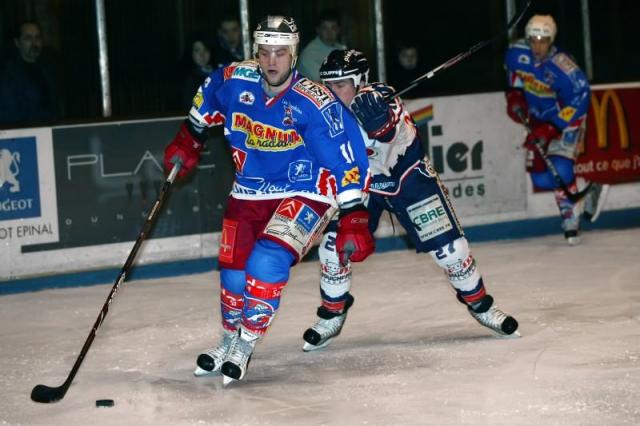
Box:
[288,160,312,182]
[282,103,296,126]
[192,91,204,109]
[0,139,41,221]
[292,79,334,109]
[276,198,303,219]
[558,106,577,122]
[239,91,255,105]
[231,147,247,172]
[518,54,530,65]
[232,65,260,82]
[296,205,320,233]
[341,166,361,187]
[232,112,303,151]
[321,103,344,137]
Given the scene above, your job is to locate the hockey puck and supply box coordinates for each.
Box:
[95,399,115,407]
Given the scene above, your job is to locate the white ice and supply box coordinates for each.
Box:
[1,228,639,425]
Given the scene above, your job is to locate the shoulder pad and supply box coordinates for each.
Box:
[292,78,336,109]
[224,60,260,82]
[551,52,578,75]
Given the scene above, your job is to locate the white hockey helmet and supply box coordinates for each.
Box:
[525,15,557,42]
[253,15,300,66]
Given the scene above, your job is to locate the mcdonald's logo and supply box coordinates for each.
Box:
[591,90,629,149]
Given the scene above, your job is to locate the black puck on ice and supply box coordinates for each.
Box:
[95,399,115,407]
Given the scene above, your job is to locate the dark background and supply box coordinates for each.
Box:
[1,0,637,126]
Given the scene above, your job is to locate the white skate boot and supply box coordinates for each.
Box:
[193,329,237,377]
[302,293,354,352]
[468,295,520,337]
[220,327,259,385]
[583,183,610,223]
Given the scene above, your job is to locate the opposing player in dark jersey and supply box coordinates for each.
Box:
[302,49,520,352]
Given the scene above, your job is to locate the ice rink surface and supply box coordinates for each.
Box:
[1,228,639,425]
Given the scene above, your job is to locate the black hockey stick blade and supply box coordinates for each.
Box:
[392,0,533,100]
[30,162,182,404]
[31,384,67,403]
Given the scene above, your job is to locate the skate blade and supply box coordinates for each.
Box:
[495,329,521,339]
[587,184,610,223]
[222,375,236,387]
[566,236,581,246]
[302,337,333,352]
[193,366,221,377]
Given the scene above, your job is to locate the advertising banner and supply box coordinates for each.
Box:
[405,93,527,218]
[576,84,640,184]
[0,127,59,265]
[22,119,234,254]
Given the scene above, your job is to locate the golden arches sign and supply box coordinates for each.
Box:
[591,90,629,149]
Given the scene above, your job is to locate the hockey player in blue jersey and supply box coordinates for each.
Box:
[162,16,374,384]
[301,49,520,352]
[504,15,608,245]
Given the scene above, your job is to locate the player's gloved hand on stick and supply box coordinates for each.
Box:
[336,204,375,266]
[351,89,394,139]
[505,89,528,124]
[525,122,560,148]
[163,121,204,179]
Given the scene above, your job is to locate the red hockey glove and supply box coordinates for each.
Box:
[163,121,204,179]
[525,122,561,148]
[505,89,528,124]
[336,204,375,266]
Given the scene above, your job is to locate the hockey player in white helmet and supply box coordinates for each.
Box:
[302,49,521,352]
[505,14,608,245]
[165,16,373,384]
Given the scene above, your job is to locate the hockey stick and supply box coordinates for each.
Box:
[391,0,533,100]
[31,161,182,404]
[517,110,592,203]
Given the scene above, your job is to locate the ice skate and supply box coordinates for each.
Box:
[583,183,609,223]
[221,327,259,385]
[302,293,354,352]
[193,329,237,377]
[468,295,520,337]
[562,208,581,246]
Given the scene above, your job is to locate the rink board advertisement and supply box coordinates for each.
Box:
[576,84,640,184]
[2,84,640,281]
[405,93,527,218]
[0,128,59,253]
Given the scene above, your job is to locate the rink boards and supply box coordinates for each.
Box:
[1,84,639,285]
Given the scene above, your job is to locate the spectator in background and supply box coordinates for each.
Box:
[388,42,427,98]
[298,11,346,81]
[213,16,244,68]
[182,34,214,108]
[0,21,63,126]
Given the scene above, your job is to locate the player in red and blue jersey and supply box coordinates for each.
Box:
[163,16,374,384]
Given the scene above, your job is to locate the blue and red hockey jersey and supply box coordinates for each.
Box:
[188,60,369,208]
[504,40,590,131]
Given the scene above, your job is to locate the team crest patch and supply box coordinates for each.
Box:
[288,160,312,182]
[341,166,361,187]
[518,54,530,64]
[231,147,247,172]
[192,91,204,109]
[282,103,296,126]
[321,103,344,137]
[276,199,303,220]
[296,205,320,233]
[239,91,255,105]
